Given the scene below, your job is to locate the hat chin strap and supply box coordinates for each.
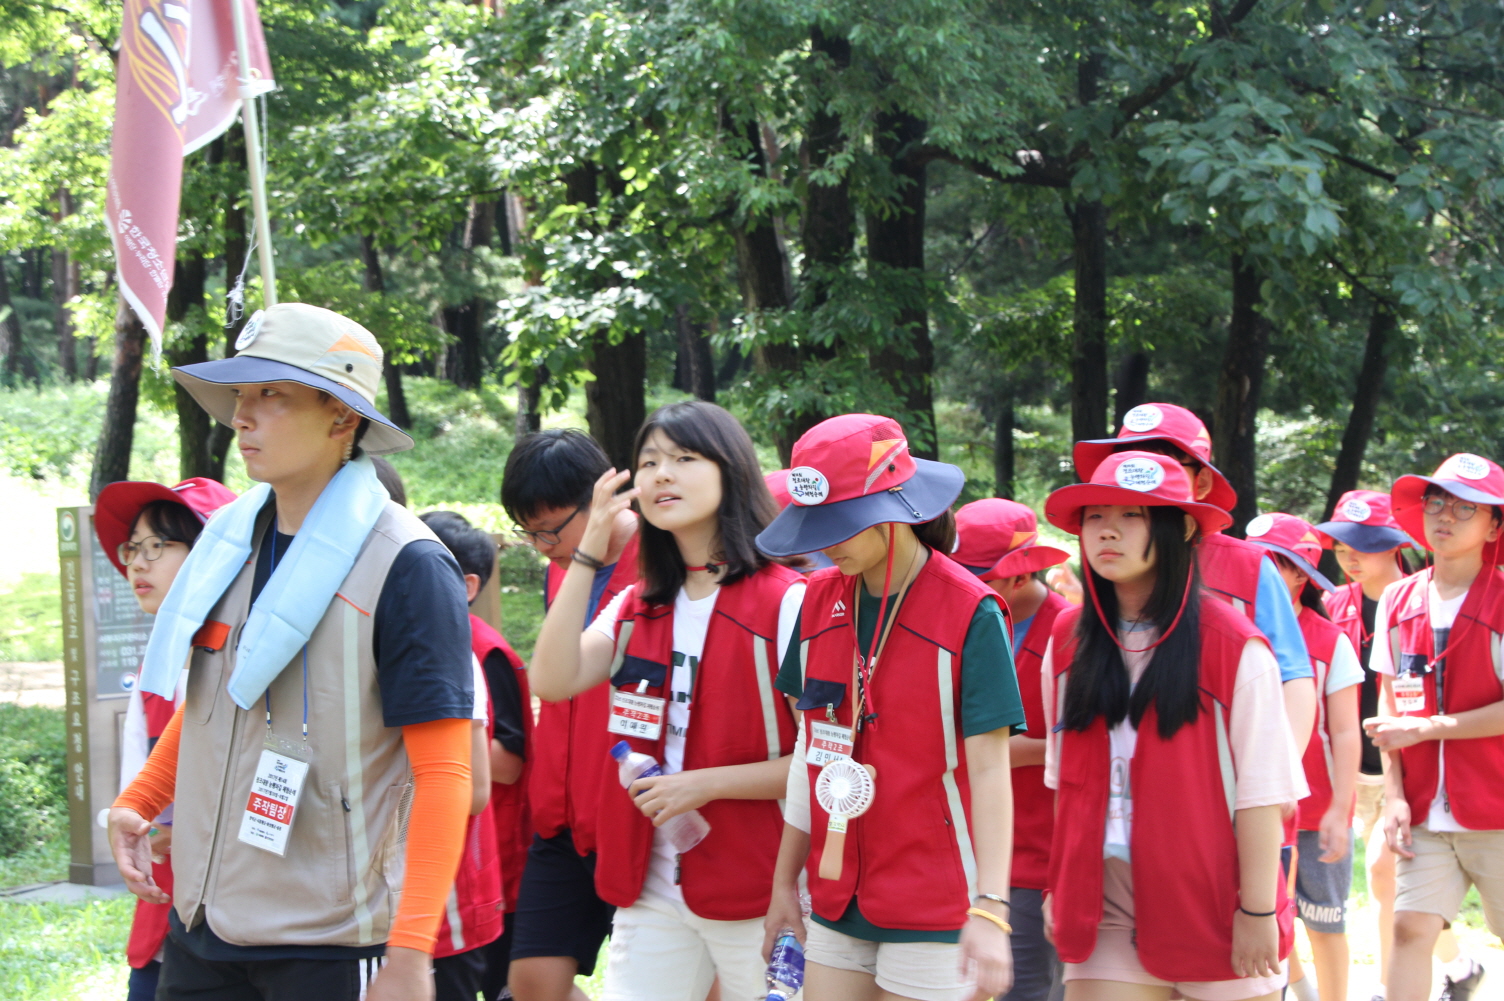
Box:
[1081,540,1195,655]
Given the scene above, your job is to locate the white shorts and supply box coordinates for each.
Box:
[805,920,975,1001]
[601,888,767,1001]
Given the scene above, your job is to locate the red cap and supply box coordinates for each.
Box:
[951,499,1070,580]
[765,469,792,510]
[1392,453,1504,561]
[1314,489,1413,553]
[95,477,239,577]
[1072,403,1237,513]
[1244,512,1336,591]
[1045,450,1232,537]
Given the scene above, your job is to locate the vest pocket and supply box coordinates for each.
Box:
[326,780,353,903]
[795,678,847,713]
[184,643,228,725]
[613,655,667,691]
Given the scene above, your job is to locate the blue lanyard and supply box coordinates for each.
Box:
[264,517,311,739]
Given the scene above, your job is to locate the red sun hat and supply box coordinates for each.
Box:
[1045,450,1232,538]
[756,414,964,557]
[1072,403,1237,514]
[1392,453,1504,560]
[95,477,239,577]
[951,498,1070,581]
[1314,489,1414,553]
[1244,512,1336,592]
[764,469,793,510]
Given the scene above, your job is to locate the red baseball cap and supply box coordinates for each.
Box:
[1392,453,1504,561]
[1314,489,1413,553]
[1073,403,1237,514]
[951,499,1070,580]
[1244,512,1336,591]
[756,414,964,556]
[1045,450,1232,538]
[95,477,239,577]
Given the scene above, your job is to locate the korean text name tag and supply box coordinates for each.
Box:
[808,721,855,767]
[608,690,666,741]
[237,748,309,857]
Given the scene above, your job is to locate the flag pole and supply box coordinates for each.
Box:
[229,0,277,306]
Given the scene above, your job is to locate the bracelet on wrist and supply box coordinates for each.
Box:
[973,893,1010,908]
[571,549,605,571]
[1238,906,1277,917]
[966,907,1013,935]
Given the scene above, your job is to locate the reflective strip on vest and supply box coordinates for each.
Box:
[344,599,375,943]
[609,620,636,678]
[753,636,780,761]
[936,647,978,895]
[1214,701,1235,820]
[445,887,464,952]
[1231,598,1247,618]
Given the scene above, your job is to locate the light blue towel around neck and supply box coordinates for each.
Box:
[139,456,389,709]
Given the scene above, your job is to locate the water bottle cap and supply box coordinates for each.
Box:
[610,740,631,761]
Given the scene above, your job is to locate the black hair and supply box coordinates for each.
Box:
[133,500,205,550]
[501,429,612,526]
[632,401,782,605]
[912,510,957,554]
[371,455,407,507]
[1268,552,1330,619]
[1061,505,1204,741]
[419,510,498,595]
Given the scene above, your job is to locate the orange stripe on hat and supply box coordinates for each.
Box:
[868,439,904,469]
[329,331,379,359]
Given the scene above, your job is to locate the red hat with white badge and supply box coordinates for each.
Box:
[1072,403,1237,514]
[1392,452,1504,562]
[1244,512,1336,591]
[952,499,1070,580]
[95,477,239,577]
[1045,450,1231,538]
[1314,489,1414,553]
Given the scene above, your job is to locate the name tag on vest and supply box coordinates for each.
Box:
[608,691,666,741]
[237,748,309,857]
[1393,673,1427,714]
[808,722,855,767]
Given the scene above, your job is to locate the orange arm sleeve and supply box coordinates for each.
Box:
[113,703,183,819]
[388,716,473,953]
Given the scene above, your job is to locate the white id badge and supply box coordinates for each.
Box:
[1394,673,1427,714]
[808,721,855,767]
[237,748,309,857]
[608,690,666,741]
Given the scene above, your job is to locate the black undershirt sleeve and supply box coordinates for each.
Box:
[483,648,526,758]
[372,540,474,727]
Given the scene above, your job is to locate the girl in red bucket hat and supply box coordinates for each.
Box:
[94,477,237,1001]
[1364,453,1504,1001]
[1039,452,1303,1000]
[1246,513,1364,1001]
[756,414,1024,1001]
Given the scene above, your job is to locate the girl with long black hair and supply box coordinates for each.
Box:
[1039,450,1304,1001]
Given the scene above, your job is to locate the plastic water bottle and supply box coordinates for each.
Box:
[610,741,711,853]
[765,928,804,1001]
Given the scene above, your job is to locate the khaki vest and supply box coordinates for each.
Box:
[173,502,437,947]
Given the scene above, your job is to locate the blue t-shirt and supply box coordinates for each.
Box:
[1255,558,1313,683]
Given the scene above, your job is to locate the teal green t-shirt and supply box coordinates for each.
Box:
[774,579,1025,942]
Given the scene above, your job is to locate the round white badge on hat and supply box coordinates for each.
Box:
[235,310,265,351]
[1114,457,1165,492]
[1449,453,1490,480]
[787,466,831,506]
[1341,497,1373,523]
[1122,404,1164,434]
[1245,514,1275,538]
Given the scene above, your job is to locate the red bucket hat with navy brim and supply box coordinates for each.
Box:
[1314,489,1414,553]
[95,477,239,577]
[1392,453,1504,562]
[1073,403,1238,514]
[1244,512,1336,592]
[756,415,964,557]
[952,498,1070,580]
[1045,450,1232,538]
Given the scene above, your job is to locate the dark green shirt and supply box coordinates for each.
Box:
[775,580,1026,942]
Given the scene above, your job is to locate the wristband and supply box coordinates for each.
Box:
[571,549,605,571]
[973,893,1010,908]
[1238,906,1277,917]
[966,907,1013,935]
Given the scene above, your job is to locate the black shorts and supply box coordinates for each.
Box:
[510,830,615,976]
[157,933,384,1001]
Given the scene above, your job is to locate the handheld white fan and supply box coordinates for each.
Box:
[815,758,876,881]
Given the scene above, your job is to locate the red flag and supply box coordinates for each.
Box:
[106,0,274,348]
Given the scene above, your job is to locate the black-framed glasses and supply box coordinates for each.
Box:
[118,536,183,565]
[513,504,584,546]
[1423,495,1479,521]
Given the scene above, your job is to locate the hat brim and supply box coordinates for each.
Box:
[1314,520,1414,553]
[1247,540,1336,592]
[1074,438,1238,514]
[95,481,195,578]
[172,357,414,455]
[1044,483,1233,538]
[975,544,1072,581]
[1392,474,1504,556]
[756,458,964,557]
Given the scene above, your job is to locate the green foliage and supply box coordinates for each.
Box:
[0,386,103,481]
[0,574,63,663]
[380,377,516,507]
[0,895,133,998]
[0,705,66,857]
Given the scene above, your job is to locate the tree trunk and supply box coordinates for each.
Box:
[586,333,645,471]
[1323,302,1396,520]
[1211,255,1270,536]
[801,27,854,296]
[360,234,411,430]
[53,189,79,381]
[1113,351,1151,429]
[515,365,545,438]
[91,299,148,500]
[444,199,494,389]
[674,304,715,402]
[165,253,215,479]
[1067,54,1110,443]
[867,110,937,459]
[994,394,1015,500]
[0,257,31,384]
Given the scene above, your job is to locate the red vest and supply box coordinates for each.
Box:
[1383,569,1504,829]
[1010,589,1070,891]
[1199,532,1264,619]
[1295,607,1350,831]
[530,538,638,854]
[800,555,996,931]
[433,797,503,958]
[1048,597,1294,982]
[126,690,179,969]
[594,563,801,919]
[472,614,533,912]
[1325,581,1368,657]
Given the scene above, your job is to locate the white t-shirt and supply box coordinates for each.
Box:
[471,654,490,724]
[590,579,805,900]
[1043,632,1308,859]
[1369,579,1487,832]
[1325,633,1364,695]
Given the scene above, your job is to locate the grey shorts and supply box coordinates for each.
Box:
[1295,829,1352,933]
